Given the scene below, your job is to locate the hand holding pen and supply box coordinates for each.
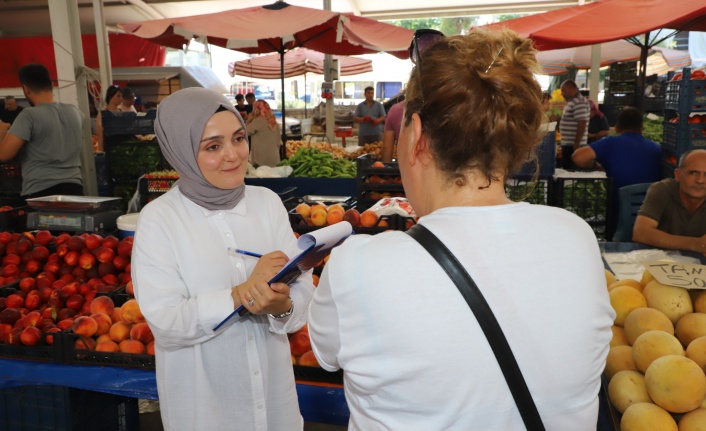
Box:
[231,250,291,316]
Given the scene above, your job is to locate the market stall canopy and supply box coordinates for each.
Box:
[483,0,706,51]
[536,40,691,76]
[228,49,372,79]
[117,1,413,59]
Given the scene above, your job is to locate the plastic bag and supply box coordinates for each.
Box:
[369,197,416,218]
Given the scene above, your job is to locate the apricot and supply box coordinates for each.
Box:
[310,208,328,227]
[623,307,674,345]
[96,340,120,353]
[110,307,122,324]
[72,316,98,338]
[295,203,311,219]
[96,333,113,345]
[326,209,344,225]
[119,339,146,354]
[120,299,144,324]
[343,209,361,227]
[89,295,115,316]
[360,210,378,227]
[609,285,647,326]
[608,279,643,293]
[632,330,684,373]
[605,345,637,381]
[675,313,706,348]
[327,204,345,214]
[109,321,131,343]
[298,350,320,367]
[646,355,706,413]
[610,325,629,348]
[130,322,154,345]
[621,403,677,431]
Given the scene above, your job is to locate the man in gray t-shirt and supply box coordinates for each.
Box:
[354,86,386,145]
[0,64,83,198]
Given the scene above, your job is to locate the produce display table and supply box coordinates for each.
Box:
[0,358,349,426]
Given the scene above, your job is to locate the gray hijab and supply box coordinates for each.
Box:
[154,88,246,210]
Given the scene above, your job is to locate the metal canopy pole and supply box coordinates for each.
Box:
[323,0,335,144]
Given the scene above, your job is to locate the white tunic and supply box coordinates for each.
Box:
[309,203,615,431]
[132,185,313,431]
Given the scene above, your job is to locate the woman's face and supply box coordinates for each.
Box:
[197,111,249,190]
[109,91,123,107]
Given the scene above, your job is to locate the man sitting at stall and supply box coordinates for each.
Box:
[572,107,662,239]
[633,149,706,253]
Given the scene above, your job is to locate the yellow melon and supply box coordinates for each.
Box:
[609,278,644,292]
[694,291,706,314]
[623,307,674,345]
[640,269,654,288]
[676,313,706,348]
[610,325,629,348]
[686,336,706,374]
[609,285,647,327]
[679,407,706,431]
[605,269,617,289]
[643,280,693,325]
[608,370,652,414]
[645,355,706,413]
[605,345,637,381]
[632,330,685,373]
[621,402,677,431]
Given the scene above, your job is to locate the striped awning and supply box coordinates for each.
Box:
[228,48,372,79]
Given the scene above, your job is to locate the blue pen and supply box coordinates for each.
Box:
[228,248,263,258]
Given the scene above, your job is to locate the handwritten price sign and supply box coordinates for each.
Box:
[643,260,706,290]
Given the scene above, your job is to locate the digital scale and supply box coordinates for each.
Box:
[25,195,123,233]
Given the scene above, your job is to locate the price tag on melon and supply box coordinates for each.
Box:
[642,260,706,289]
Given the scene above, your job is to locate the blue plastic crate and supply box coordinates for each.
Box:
[662,161,676,179]
[101,110,156,137]
[664,68,706,113]
[0,385,140,431]
[514,131,556,178]
[662,119,706,155]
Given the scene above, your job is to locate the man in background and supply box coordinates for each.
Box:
[559,80,589,170]
[633,149,706,253]
[354,86,386,145]
[118,87,138,113]
[235,93,251,118]
[0,64,83,198]
[573,107,662,238]
[1,96,24,124]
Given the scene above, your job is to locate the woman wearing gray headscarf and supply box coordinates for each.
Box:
[131,87,313,431]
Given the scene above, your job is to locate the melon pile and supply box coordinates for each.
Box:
[604,268,706,430]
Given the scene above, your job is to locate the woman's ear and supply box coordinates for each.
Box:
[410,113,432,165]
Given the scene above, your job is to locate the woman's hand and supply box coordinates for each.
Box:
[235,251,291,315]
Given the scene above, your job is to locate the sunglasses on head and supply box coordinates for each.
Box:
[409,29,444,65]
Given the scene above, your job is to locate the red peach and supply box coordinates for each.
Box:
[18,277,36,292]
[44,327,61,345]
[120,299,144,324]
[289,332,312,357]
[78,253,95,270]
[297,350,320,367]
[65,294,84,312]
[20,326,42,346]
[102,236,119,250]
[85,234,102,250]
[24,291,41,311]
[96,340,120,352]
[109,321,131,343]
[74,336,96,351]
[72,316,98,338]
[5,294,24,309]
[64,251,80,267]
[34,230,54,246]
[89,295,115,316]
[67,236,86,252]
[130,322,154,345]
[119,339,145,354]
[94,247,115,264]
[57,318,74,331]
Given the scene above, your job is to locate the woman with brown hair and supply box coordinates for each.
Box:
[308,28,614,430]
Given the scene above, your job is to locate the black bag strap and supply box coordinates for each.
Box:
[406,224,546,431]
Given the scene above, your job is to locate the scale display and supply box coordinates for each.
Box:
[37,214,83,229]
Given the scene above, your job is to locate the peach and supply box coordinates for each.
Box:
[5,294,24,309]
[310,208,328,227]
[360,210,378,227]
[110,307,123,324]
[298,350,320,367]
[295,203,311,219]
[72,315,98,338]
[78,253,96,270]
[119,339,146,354]
[120,299,144,324]
[130,322,154,345]
[57,318,75,331]
[84,234,102,250]
[146,341,155,355]
[102,236,119,250]
[289,332,311,357]
[43,327,61,346]
[23,260,41,275]
[34,230,54,246]
[109,321,131,343]
[95,334,112,344]
[67,236,86,252]
[24,291,41,310]
[89,295,115,316]
[94,247,115,264]
[20,326,42,346]
[326,209,344,225]
[125,280,134,296]
[0,323,11,343]
[343,209,361,227]
[65,294,84,312]
[96,340,120,353]
[74,336,96,351]
[91,312,113,336]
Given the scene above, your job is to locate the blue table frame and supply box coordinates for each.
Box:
[0,358,349,426]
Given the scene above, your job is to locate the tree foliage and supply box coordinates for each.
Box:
[387,17,478,35]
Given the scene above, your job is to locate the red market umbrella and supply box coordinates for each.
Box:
[228,48,372,79]
[484,0,706,108]
[536,39,691,76]
[119,1,412,144]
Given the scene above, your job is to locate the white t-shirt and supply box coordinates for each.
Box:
[309,203,615,431]
[132,185,313,431]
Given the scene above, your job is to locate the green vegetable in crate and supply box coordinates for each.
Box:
[642,116,663,144]
[278,148,356,178]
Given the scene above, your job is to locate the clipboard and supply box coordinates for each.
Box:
[213,221,353,330]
